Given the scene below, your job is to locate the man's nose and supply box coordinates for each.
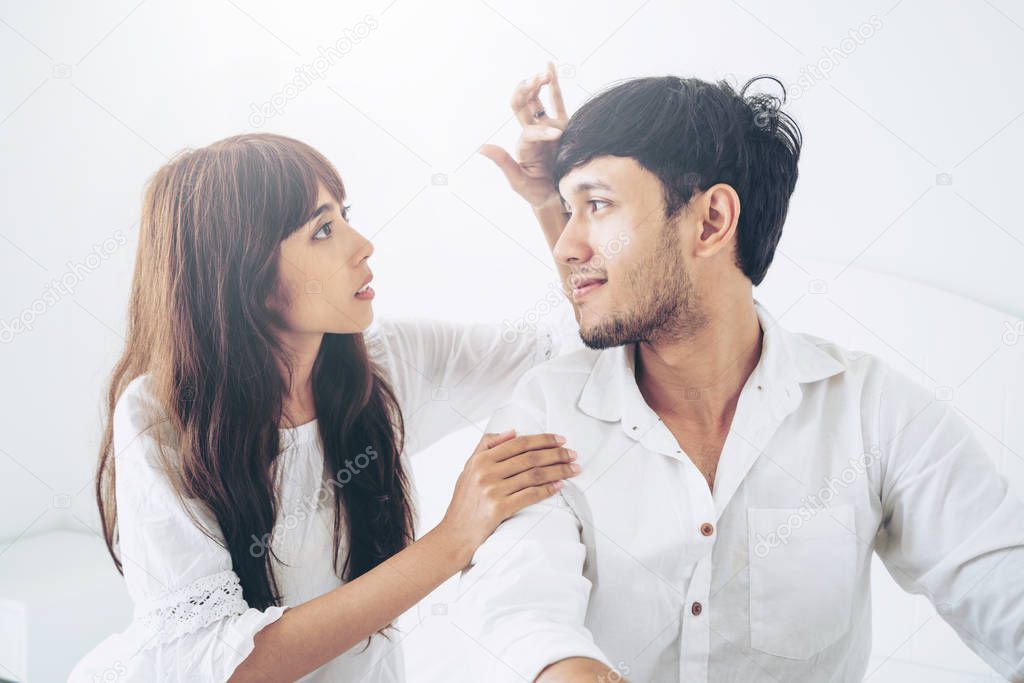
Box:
[553,218,594,265]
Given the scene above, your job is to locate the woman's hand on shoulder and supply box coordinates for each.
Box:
[438,429,580,562]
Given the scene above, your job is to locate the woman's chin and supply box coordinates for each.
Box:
[351,304,374,332]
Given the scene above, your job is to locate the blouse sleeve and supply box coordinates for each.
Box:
[69,376,288,683]
[364,308,575,455]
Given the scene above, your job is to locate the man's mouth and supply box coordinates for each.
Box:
[570,276,607,302]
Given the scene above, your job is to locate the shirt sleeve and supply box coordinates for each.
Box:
[364,314,570,454]
[873,365,1024,680]
[69,378,288,683]
[453,374,613,682]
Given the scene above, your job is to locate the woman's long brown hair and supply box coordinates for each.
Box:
[95,134,414,634]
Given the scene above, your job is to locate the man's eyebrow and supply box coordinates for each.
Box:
[565,180,613,195]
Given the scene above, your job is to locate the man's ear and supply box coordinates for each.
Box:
[695,184,741,258]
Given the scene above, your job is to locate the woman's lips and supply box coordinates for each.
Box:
[571,278,606,302]
[354,274,374,300]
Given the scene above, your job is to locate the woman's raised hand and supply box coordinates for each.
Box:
[479,61,569,210]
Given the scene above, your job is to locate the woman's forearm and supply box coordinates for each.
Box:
[537,657,627,683]
[229,525,471,683]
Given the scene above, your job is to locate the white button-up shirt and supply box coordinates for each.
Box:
[455,302,1024,682]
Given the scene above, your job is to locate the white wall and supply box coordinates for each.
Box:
[0,0,1021,680]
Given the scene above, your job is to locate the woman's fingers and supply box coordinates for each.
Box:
[512,71,553,126]
[496,445,576,478]
[504,480,564,513]
[445,432,577,548]
[511,74,544,126]
[545,61,568,121]
[502,461,580,494]
[487,433,567,463]
[478,143,527,186]
[510,65,567,129]
[475,428,518,453]
[526,73,551,121]
[479,129,559,175]
[520,125,563,143]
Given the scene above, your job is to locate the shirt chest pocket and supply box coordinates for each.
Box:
[747,504,857,659]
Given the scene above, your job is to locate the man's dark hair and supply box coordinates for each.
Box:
[553,75,802,286]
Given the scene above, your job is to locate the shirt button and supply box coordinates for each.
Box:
[700,522,714,536]
[691,601,702,616]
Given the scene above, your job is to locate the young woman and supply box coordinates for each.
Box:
[70,67,576,682]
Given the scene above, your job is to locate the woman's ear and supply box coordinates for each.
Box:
[695,183,741,258]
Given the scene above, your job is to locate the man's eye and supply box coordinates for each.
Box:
[313,222,332,240]
[562,200,609,217]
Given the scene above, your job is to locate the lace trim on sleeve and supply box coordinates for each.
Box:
[137,570,250,648]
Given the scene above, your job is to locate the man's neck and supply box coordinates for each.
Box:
[635,298,763,430]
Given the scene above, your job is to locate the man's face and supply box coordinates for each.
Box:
[555,156,707,348]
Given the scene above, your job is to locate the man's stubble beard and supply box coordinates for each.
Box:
[580,220,708,349]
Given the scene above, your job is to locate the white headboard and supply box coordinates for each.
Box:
[756,257,1023,495]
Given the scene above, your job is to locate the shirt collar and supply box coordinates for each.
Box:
[577,299,846,426]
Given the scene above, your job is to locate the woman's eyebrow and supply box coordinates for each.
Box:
[308,202,337,222]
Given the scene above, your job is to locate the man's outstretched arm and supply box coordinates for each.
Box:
[874,365,1024,679]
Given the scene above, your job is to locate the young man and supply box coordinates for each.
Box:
[457,65,1024,682]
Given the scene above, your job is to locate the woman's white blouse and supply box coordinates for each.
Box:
[69,317,561,682]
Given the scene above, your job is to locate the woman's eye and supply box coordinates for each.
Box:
[313,222,332,240]
[341,203,352,221]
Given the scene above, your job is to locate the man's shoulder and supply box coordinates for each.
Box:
[789,329,932,408]
[523,345,604,384]
[495,346,606,418]
[790,329,886,378]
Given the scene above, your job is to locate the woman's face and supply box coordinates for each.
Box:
[274,182,375,335]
